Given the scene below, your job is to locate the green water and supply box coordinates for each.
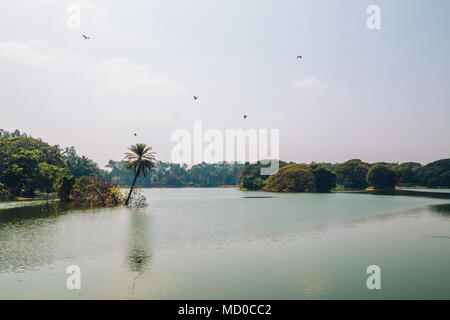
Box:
[0,188,449,299]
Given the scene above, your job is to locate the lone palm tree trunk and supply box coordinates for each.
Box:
[125,173,138,206]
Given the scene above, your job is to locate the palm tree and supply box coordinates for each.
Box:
[124,144,156,206]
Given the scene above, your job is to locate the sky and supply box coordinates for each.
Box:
[0,0,449,167]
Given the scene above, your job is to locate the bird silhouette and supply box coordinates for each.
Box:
[297,55,302,59]
[82,35,90,40]
[134,133,137,136]
[193,96,198,100]
[243,115,247,119]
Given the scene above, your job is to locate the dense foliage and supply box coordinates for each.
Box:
[0,129,120,204]
[238,161,290,190]
[263,164,336,192]
[107,160,244,188]
[63,147,110,181]
[367,164,398,189]
[335,159,370,189]
[310,164,337,192]
[0,134,68,197]
[415,159,450,187]
[60,175,125,206]
[1,128,449,200]
[397,162,422,184]
[0,182,10,200]
[264,164,315,192]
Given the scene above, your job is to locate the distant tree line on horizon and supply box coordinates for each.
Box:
[0,128,449,199]
[239,158,450,192]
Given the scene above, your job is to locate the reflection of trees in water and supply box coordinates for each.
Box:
[430,203,450,216]
[125,211,153,295]
[126,246,152,274]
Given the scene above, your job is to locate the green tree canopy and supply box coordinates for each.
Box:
[263,164,336,193]
[238,160,289,190]
[367,164,398,189]
[335,159,370,189]
[264,164,315,192]
[415,159,450,187]
[0,136,68,197]
[397,162,422,184]
[310,164,337,192]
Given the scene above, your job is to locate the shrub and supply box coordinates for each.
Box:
[106,185,126,207]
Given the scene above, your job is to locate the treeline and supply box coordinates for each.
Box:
[106,160,244,188]
[240,159,450,192]
[1,128,449,199]
[0,130,120,204]
[0,129,244,200]
[0,131,68,198]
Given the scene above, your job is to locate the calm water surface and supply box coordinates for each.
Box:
[0,188,449,299]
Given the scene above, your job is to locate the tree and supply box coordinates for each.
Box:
[0,136,67,197]
[124,144,156,206]
[311,164,336,192]
[367,164,398,189]
[0,128,27,139]
[62,146,109,180]
[238,160,289,190]
[37,162,67,195]
[335,159,370,189]
[397,162,422,184]
[57,175,75,202]
[415,159,450,187]
[264,164,315,192]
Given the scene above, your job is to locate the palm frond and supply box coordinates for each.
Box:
[124,143,156,178]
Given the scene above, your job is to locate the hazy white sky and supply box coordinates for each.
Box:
[1,0,449,167]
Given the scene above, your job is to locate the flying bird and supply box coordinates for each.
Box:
[82,35,90,40]
[134,133,137,136]
[193,96,198,100]
[243,115,247,119]
[297,55,302,59]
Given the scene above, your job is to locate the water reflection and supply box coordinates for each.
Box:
[430,203,450,217]
[125,210,153,295]
[365,189,450,200]
[0,187,449,299]
[0,201,90,224]
[125,210,153,272]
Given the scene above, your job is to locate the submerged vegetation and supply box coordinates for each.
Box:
[0,128,449,200]
[58,175,123,207]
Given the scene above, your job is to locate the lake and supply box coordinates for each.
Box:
[0,188,449,299]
